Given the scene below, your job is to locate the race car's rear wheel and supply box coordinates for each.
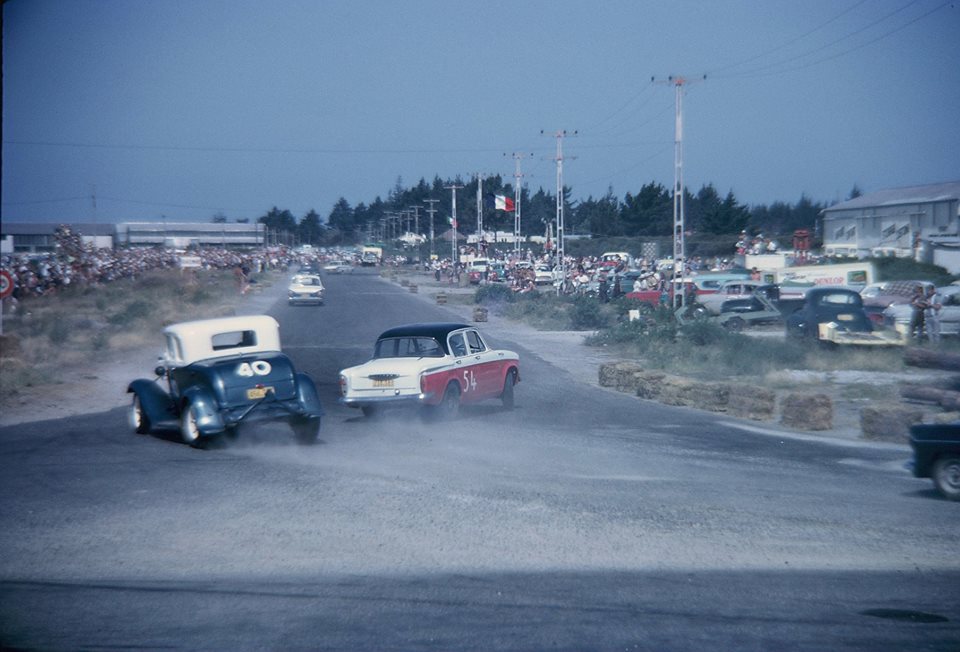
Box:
[291,416,321,445]
[932,455,960,501]
[501,371,516,410]
[130,394,151,434]
[180,403,202,448]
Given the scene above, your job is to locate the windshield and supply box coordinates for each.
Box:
[374,336,444,359]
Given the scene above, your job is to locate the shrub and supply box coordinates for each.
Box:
[475,283,516,305]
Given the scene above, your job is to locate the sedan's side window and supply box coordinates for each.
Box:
[466,330,485,354]
[449,333,467,357]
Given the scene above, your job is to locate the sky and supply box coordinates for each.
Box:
[2,0,959,225]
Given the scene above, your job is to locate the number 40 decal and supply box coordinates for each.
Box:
[237,361,272,377]
[462,369,478,393]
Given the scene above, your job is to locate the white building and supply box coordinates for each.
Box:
[820,181,960,272]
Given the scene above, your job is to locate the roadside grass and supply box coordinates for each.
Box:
[472,287,933,378]
[0,269,277,403]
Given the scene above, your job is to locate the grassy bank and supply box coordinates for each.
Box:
[470,283,957,379]
[0,268,279,403]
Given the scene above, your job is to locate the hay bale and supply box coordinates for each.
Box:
[727,385,776,421]
[634,371,667,399]
[860,405,924,442]
[657,377,727,410]
[409,284,418,294]
[780,393,832,430]
[473,307,488,322]
[435,293,447,304]
[598,361,645,391]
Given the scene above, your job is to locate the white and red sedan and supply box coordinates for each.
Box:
[338,322,520,419]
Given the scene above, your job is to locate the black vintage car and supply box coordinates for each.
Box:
[909,423,960,501]
[127,315,324,448]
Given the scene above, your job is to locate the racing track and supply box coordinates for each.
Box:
[1,268,958,651]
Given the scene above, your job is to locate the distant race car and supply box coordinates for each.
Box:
[338,322,520,419]
[288,274,325,305]
[127,315,324,447]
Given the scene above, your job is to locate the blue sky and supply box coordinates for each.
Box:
[2,0,958,224]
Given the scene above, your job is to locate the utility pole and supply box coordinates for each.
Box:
[543,130,576,293]
[445,183,464,267]
[653,74,705,308]
[408,205,421,239]
[424,199,439,259]
[505,153,532,255]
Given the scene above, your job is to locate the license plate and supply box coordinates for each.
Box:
[372,379,394,388]
[837,314,854,321]
[246,386,274,400]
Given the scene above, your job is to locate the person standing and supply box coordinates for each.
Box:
[909,285,928,340]
[925,285,943,342]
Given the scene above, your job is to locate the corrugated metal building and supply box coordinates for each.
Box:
[1,221,266,253]
[820,181,960,271]
[114,221,265,247]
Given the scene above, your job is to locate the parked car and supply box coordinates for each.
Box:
[534,265,555,285]
[127,315,324,447]
[338,322,520,419]
[287,274,325,305]
[698,279,767,315]
[862,280,934,325]
[909,422,960,501]
[467,259,491,284]
[883,285,960,337]
[785,287,902,346]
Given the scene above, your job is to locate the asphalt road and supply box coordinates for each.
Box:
[1,268,958,651]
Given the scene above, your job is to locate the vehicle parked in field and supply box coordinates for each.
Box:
[883,285,960,336]
[909,422,960,501]
[287,274,325,305]
[863,280,935,325]
[127,315,324,447]
[338,322,520,419]
[698,279,766,315]
[785,287,902,346]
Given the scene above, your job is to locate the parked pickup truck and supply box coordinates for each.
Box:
[909,423,960,501]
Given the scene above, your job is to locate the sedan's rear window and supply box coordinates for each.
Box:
[374,336,444,358]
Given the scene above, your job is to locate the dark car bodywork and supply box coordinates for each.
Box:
[909,423,960,500]
[127,316,323,447]
[786,288,903,345]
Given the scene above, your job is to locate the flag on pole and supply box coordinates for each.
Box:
[494,195,515,212]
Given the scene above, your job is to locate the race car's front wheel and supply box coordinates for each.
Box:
[933,455,960,501]
[130,394,151,434]
[291,416,321,445]
[180,403,202,448]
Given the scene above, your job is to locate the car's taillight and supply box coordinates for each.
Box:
[338,374,347,396]
[420,374,426,394]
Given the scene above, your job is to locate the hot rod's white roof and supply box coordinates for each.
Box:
[162,315,281,364]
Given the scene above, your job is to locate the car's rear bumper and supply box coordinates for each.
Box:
[339,391,436,409]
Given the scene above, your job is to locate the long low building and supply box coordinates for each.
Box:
[1,221,266,254]
[820,180,960,272]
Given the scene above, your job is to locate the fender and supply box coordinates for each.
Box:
[294,372,325,418]
[180,385,226,435]
[127,379,175,426]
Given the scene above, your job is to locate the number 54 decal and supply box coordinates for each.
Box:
[462,369,478,393]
